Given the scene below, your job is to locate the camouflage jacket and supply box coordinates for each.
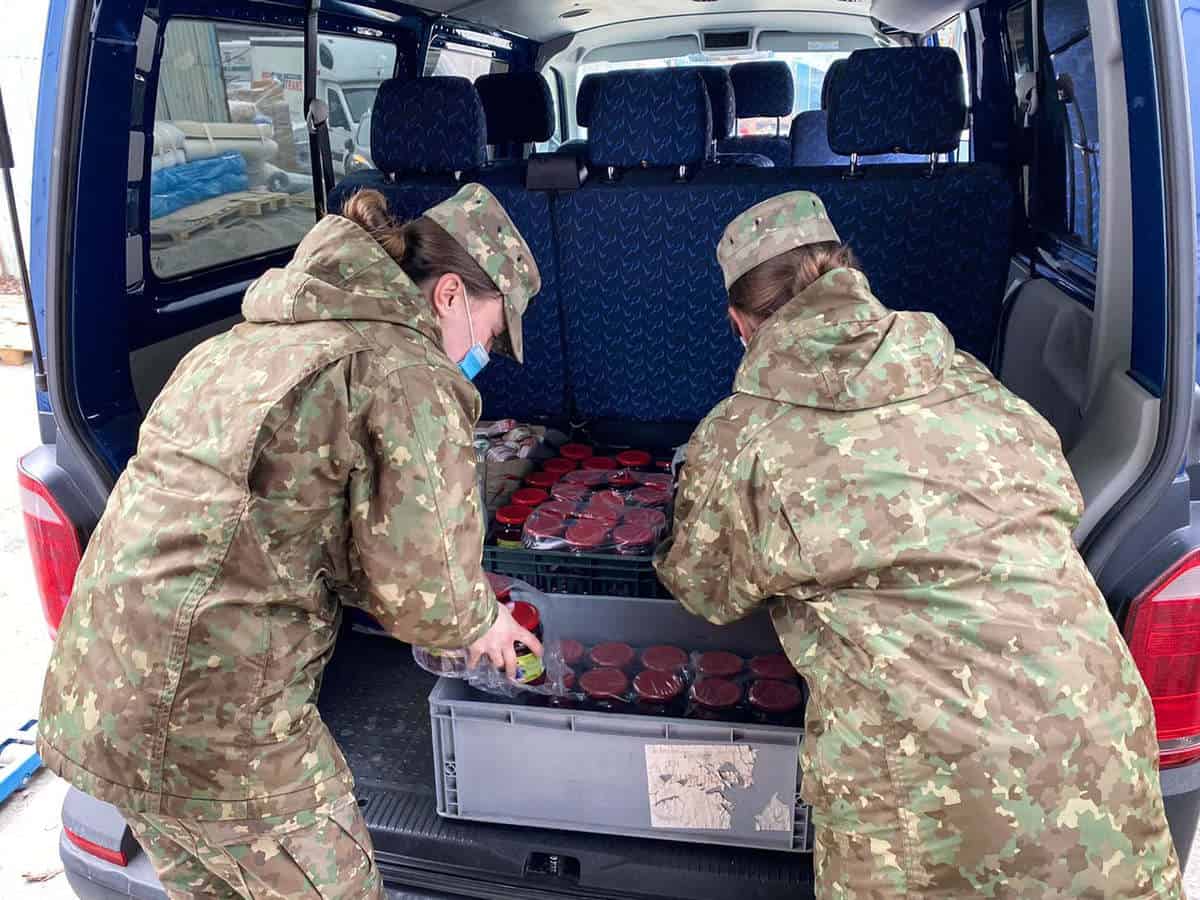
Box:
[656,268,1182,897]
[38,216,498,819]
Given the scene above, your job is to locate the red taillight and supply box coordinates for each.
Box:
[64,827,128,867]
[17,459,82,637]
[1125,549,1200,768]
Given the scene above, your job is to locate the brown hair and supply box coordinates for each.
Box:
[728,241,858,325]
[340,188,498,297]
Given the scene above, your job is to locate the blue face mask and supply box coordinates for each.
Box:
[457,289,491,382]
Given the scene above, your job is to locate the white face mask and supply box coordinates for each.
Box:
[740,335,748,350]
[456,288,491,382]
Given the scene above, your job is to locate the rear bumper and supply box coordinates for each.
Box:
[1162,757,1200,866]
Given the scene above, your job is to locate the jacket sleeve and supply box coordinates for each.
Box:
[654,414,821,625]
[347,366,497,648]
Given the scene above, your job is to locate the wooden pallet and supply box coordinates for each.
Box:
[0,293,32,364]
[0,348,28,366]
[151,190,292,244]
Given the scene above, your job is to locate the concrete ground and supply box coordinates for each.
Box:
[0,356,1198,897]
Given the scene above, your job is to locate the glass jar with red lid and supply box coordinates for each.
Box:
[565,520,610,554]
[556,639,585,669]
[579,667,629,711]
[623,507,667,538]
[559,443,593,462]
[485,572,514,603]
[696,651,744,679]
[508,600,546,686]
[633,669,686,716]
[749,653,798,682]
[631,486,671,509]
[581,456,617,470]
[524,470,559,492]
[523,510,567,549]
[538,500,579,520]
[511,487,549,509]
[589,641,636,672]
[548,669,578,708]
[616,449,653,471]
[613,523,655,556]
[561,469,609,488]
[588,490,626,510]
[543,457,577,477]
[748,679,805,726]
[640,645,688,673]
[689,677,743,721]
[550,482,591,505]
[576,506,620,530]
[639,473,674,491]
[607,471,640,490]
[494,505,531,549]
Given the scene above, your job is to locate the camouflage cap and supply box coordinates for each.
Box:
[424,183,541,363]
[716,191,841,290]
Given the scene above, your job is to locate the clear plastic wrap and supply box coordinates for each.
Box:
[519,471,673,555]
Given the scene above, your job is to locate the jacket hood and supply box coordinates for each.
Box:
[734,267,955,411]
[242,215,440,343]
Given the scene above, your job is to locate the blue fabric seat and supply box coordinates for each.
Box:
[717,61,794,167]
[695,67,773,168]
[329,77,567,421]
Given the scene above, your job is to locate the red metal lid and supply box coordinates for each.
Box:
[525,471,559,490]
[749,653,797,682]
[582,456,617,470]
[639,473,673,490]
[749,679,804,714]
[622,507,667,532]
[524,511,566,540]
[495,504,532,526]
[692,677,742,710]
[607,472,640,489]
[579,667,629,700]
[512,487,549,508]
[557,639,585,666]
[576,507,620,529]
[485,572,514,600]
[631,486,671,507]
[560,443,593,461]
[589,490,626,509]
[589,641,636,669]
[509,600,541,633]
[544,458,578,476]
[640,645,688,673]
[697,651,744,678]
[562,469,609,487]
[551,482,591,504]
[613,523,655,548]
[539,500,579,519]
[565,521,610,549]
[616,449,653,468]
[634,669,684,702]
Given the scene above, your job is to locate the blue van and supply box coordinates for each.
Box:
[9,0,1200,897]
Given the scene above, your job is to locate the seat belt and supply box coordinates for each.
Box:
[304,0,333,219]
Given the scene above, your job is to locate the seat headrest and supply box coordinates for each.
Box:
[475,72,554,146]
[576,73,606,128]
[696,67,736,140]
[820,59,846,111]
[729,61,794,118]
[826,48,967,156]
[790,110,843,167]
[588,69,712,169]
[371,77,487,175]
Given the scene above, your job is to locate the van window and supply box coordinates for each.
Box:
[932,14,973,160]
[1040,0,1101,253]
[424,41,511,80]
[534,68,562,153]
[150,21,395,279]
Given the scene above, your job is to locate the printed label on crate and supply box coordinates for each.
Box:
[644,744,756,830]
[754,793,793,832]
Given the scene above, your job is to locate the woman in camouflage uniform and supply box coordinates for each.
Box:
[37,185,543,899]
[656,191,1183,898]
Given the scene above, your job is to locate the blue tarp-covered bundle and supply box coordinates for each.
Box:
[150,152,249,219]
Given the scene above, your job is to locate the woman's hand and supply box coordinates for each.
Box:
[467,602,544,680]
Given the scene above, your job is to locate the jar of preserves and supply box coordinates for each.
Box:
[696,651,744,679]
[689,678,743,721]
[509,600,546,686]
[639,473,673,491]
[511,487,549,509]
[579,667,629,711]
[581,456,617,470]
[556,639,585,669]
[543,457,577,477]
[749,653,798,682]
[589,641,636,672]
[565,521,610,554]
[494,505,531,548]
[550,482,590,505]
[538,500,579,520]
[576,506,620,529]
[616,449,653,471]
[524,470,559,492]
[640,645,688,673]
[613,523,655,556]
[588,490,626,510]
[559,443,593,463]
[631,486,671,509]
[633,669,685,716]
[523,510,567,549]
[622,507,667,538]
[607,471,640,490]
[748,679,805,727]
[561,469,609,488]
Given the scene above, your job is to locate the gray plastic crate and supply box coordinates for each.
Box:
[429,592,813,854]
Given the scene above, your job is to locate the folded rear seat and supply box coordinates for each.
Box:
[717,61,794,167]
[329,77,567,421]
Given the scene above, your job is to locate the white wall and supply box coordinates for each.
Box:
[0,1,50,280]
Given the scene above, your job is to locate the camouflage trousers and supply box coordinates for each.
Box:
[123,794,384,900]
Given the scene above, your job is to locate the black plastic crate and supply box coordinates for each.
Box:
[483,544,671,598]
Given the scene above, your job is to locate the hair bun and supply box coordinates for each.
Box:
[342,188,393,233]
